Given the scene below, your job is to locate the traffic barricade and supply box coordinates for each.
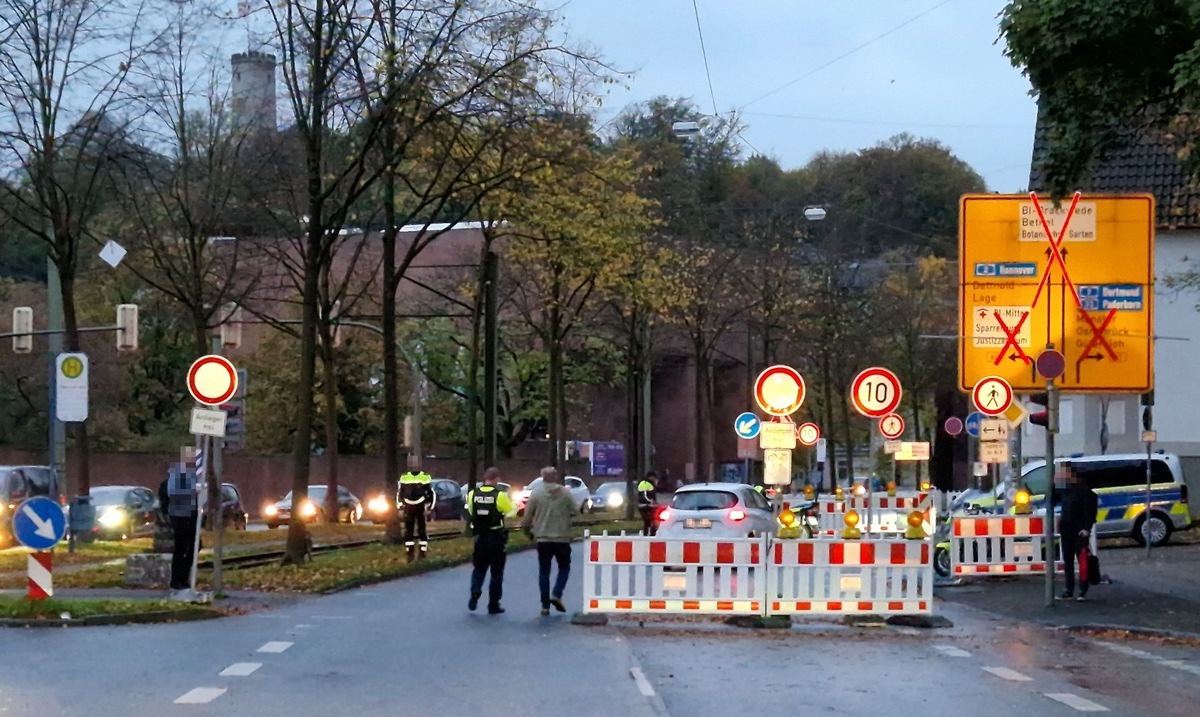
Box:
[766,539,933,616]
[816,493,934,536]
[582,533,767,616]
[949,514,1063,576]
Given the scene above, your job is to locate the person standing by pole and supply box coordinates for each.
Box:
[159,458,198,601]
[398,458,433,562]
[1054,462,1098,601]
[637,471,658,536]
[521,466,578,616]
[466,466,513,615]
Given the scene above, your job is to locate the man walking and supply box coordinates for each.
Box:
[1055,462,1098,601]
[466,467,514,614]
[521,466,578,616]
[398,460,434,562]
[637,471,658,536]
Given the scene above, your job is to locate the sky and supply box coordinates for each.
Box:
[551,0,1038,193]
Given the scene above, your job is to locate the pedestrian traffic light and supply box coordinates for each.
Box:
[116,304,138,351]
[11,306,33,354]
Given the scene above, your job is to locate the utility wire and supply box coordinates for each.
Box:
[738,0,956,111]
[743,111,1029,131]
[691,0,719,116]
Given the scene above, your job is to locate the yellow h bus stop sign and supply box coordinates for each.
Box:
[958,193,1154,394]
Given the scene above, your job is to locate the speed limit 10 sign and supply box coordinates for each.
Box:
[850,367,903,418]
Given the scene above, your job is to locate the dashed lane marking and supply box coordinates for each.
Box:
[219,663,262,677]
[981,666,1032,682]
[1094,641,1200,674]
[173,688,226,705]
[294,624,314,629]
[629,667,656,698]
[1044,693,1109,712]
[257,641,293,653]
[311,615,353,620]
[932,645,971,657]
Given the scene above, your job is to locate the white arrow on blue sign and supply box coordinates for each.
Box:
[965,411,986,438]
[12,496,67,550]
[734,412,761,439]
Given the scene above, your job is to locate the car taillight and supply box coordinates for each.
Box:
[658,508,671,522]
[729,509,746,522]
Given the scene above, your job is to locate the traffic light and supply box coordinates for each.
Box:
[219,302,243,349]
[11,307,33,353]
[116,304,138,351]
[1027,391,1049,428]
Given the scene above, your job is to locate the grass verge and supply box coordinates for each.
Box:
[0,595,214,621]
[0,541,150,572]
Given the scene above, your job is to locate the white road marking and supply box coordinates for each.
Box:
[311,615,352,620]
[256,641,293,653]
[218,663,262,677]
[981,666,1032,682]
[1093,641,1155,659]
[629,667,656,698]
[1044,693,1109,712]
[932,645,971,657]
[294,624,314,629]
[173,688,226,704]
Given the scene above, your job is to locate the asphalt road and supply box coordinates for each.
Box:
[3,545,1199,716]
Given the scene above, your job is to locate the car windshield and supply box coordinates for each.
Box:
[91,488,129,506]
[595,482,624,496]
[672,490,737,511]
[281,486,327,502]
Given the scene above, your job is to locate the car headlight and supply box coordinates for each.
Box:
[98,507,126,528]
[607,493,623,507]
[264,504,278,517]
[299,501,317,518]
[355,504,363,520]
[368,496,389,514]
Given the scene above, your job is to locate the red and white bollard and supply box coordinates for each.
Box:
[27,551,52,600]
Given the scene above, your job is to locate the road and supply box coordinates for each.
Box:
[2,544,1198,716]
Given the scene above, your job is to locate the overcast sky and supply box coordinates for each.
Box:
[551,0,1037,192]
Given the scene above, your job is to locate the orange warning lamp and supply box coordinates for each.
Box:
[803,484,814,500]
[835,486,845,501]
[920,480,931,492]
[1014,489,1031,515]
[842,509,862,539]
[886,480,897,497]
[778,508,796,527]
[904,510,927,540]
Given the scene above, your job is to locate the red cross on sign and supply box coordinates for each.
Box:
[993,310,1031,365]
[1029,191,1082,310]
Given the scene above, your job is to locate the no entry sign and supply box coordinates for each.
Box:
[188,355,239,406]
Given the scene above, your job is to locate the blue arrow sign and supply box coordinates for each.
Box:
[12,497,67,551]
[965,411,985,438]
[734,412,761,439]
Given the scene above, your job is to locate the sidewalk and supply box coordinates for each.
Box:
[938,542,1200,636]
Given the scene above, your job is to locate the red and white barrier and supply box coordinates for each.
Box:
[767,540,932,615]
[583,534,766,615]
[28,551,52,600]
[950,515,1063,576]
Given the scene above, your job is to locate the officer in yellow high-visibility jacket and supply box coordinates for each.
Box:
[465,466,515,614]
[637,472,658,536]
[398,468,434,562]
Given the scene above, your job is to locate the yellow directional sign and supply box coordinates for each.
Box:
[959,193,1154,393]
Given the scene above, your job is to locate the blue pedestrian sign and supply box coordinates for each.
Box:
[965,411,985,438]
[734,412,761,439]
[12,497,67,551]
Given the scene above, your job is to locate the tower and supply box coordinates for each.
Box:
[230,51,277,134]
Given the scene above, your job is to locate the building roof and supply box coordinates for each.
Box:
[1029,116,1200,231]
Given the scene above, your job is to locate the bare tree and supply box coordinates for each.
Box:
[0,0,156,496]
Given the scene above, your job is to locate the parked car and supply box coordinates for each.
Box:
[590,481,628,513]
[86,485,161,541]
[656,483,775,538]
[1,466,63,547]
[429,479,466,521]
[263,485,363,528]
[201,483,249,530]
[513,476,592,515]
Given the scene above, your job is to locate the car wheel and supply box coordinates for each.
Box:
[934,546,952,578]
[1134,512,1172,547]
[347,508,358,525]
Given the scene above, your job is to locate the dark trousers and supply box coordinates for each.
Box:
[639,506,656,536]
[470,530,507,608]
[536,542,571,607]
[1061,530,1087,596]
[403,504,428,547]
[169,515,198,590]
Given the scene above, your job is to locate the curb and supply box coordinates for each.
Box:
[1059,622,1200,643]
[0,608,219,628]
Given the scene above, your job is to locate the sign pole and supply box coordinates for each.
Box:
[1143,403,1154,560]
[1043,378,1058,608]
[209,338,225,595]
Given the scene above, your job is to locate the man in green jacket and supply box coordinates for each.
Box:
[521,466,578,616]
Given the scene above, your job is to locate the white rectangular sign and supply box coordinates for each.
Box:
[973,462,988,477]
[1018,200,1097,242]
[815,438,827,463]
[763,449,792,485]
[979,419,1009,441]
[972,305,1033,349]
[894,441,930,461]
[55,353,89,422]
[883,439,901,455]
[759,422,797,450]
[190,408,228,437]
[979,441,1009,464]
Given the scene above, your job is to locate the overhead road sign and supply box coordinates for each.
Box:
[754,365,806,416]
[959,192,1154,393]
[972,376,1013,416]
[734,412,761,439]
[850,367,902,418]
[188,355,239,406]
[13,497,67,551]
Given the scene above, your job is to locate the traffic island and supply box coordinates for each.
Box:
[885,614,955,629]
[0,595,218,628]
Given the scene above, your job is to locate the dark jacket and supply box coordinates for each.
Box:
[1056,480,1098,533]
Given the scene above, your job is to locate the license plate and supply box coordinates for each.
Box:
[663,574,687,591]
[684,518,712,529]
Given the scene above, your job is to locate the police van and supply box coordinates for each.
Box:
[1019,452,1190,547]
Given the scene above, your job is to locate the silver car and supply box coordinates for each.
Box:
[657,483,774,538]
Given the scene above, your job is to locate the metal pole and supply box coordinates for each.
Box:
[1144,405,1153,559]
[189,434,205,596]
[208,337,225,594]
[412,353,423,464]
[642,320,653,476]
[1044,380,1058,608]
[482,250,498,467]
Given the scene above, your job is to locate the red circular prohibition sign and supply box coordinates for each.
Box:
[850,367,903,418]
[188,355,239,406]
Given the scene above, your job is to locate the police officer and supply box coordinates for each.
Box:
[398,463,434,562]
[637,472,657,536]
[465,466,513,614]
